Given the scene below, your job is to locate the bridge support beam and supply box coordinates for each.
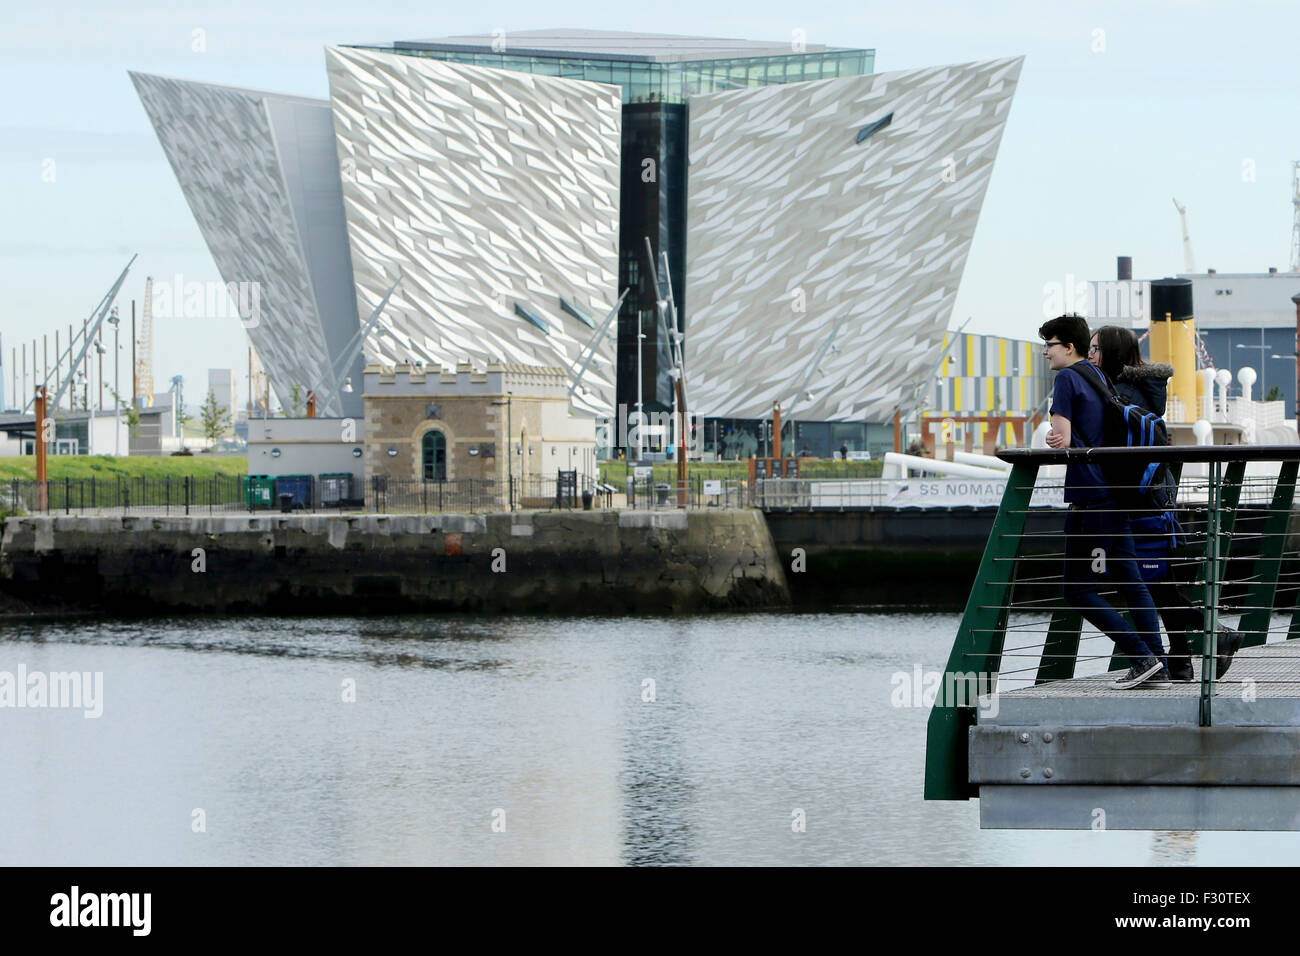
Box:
[972,724,1300,829]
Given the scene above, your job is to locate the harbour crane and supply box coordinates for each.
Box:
[135,276,155,406]
[1172,197,1197,274]
[1290,161,1300,273]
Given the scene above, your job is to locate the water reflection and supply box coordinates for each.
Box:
[619,627,694,866]
[0,612,1295,865]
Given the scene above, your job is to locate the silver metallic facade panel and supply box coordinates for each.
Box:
[130,73,350,415]
[684,57,1023,422]
[262,96,365,418]
[325,46,622,417]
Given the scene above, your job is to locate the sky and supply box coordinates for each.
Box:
[2,0,1299,411]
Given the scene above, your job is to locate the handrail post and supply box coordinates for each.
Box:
[1200,459,1223,727]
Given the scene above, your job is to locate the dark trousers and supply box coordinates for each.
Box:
[1144,578,1202,675]
[1063,504,1165,664]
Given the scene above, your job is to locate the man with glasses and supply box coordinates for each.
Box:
[1040,314,1170,689]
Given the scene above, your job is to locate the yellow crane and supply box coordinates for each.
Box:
[134,276,154,406]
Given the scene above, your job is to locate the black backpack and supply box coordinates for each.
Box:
[1065,361,1174,508]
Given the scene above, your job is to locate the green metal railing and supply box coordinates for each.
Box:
[924,444,1300,801]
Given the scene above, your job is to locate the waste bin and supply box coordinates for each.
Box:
[582,489,593,511]
[320,472,352,507]
[274,474,313,510]
[278,492,293,514]
[243,474,275,510]
[654,483,670,506]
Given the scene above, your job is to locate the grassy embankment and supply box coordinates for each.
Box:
[0,455,249,481]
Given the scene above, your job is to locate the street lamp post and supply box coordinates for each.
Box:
[635,310,645,461]
[110,307,120,456]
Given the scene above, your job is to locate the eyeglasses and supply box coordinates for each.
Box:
[1042,340,1064,349]
[1088,345,1100,355]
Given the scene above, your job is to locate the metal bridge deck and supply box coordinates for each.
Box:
[983,643,1300,727]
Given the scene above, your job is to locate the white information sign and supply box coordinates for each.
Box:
[884,478,1065,509]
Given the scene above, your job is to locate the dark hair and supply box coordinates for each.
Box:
[1092,324,1145,382]
[1038,314,1090,359]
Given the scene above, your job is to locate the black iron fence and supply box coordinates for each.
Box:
[5,474,250,516]
[622,476,748,509]
[2,472,759,516]
[367,473,603,513]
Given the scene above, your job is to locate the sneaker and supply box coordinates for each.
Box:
[1215,626,1244,680]
[1112,656,1169,690]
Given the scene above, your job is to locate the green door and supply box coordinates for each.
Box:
[422,431,446,481]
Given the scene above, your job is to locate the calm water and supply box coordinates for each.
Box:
[1,611,1295,866]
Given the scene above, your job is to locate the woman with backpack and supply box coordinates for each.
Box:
[1090,325,1243,681]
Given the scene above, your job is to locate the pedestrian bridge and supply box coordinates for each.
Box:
[924,445,1300,830]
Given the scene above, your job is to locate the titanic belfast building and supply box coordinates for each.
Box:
[133,30,1021,456]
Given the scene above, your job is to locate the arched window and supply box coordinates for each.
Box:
[421,430,446,481]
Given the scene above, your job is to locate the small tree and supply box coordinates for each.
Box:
[1265,385,1283,403]
[288,384,306,418]
[200,389,232,443]
[109,389,141,438]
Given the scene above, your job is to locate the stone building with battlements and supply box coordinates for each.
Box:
[362,362,598,507]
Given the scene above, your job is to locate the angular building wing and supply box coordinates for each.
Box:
[684,57,1023,423]
[325,46,623,417]
[130,72,363,417]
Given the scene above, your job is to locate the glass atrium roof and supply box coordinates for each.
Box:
[350,29,875,104]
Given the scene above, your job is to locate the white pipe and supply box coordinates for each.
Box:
[953,451,1012,472]
[882,452,1008,480]
[1238,366,1256,404]
[1199,367,1216,420]
[1215,368,1232,418]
